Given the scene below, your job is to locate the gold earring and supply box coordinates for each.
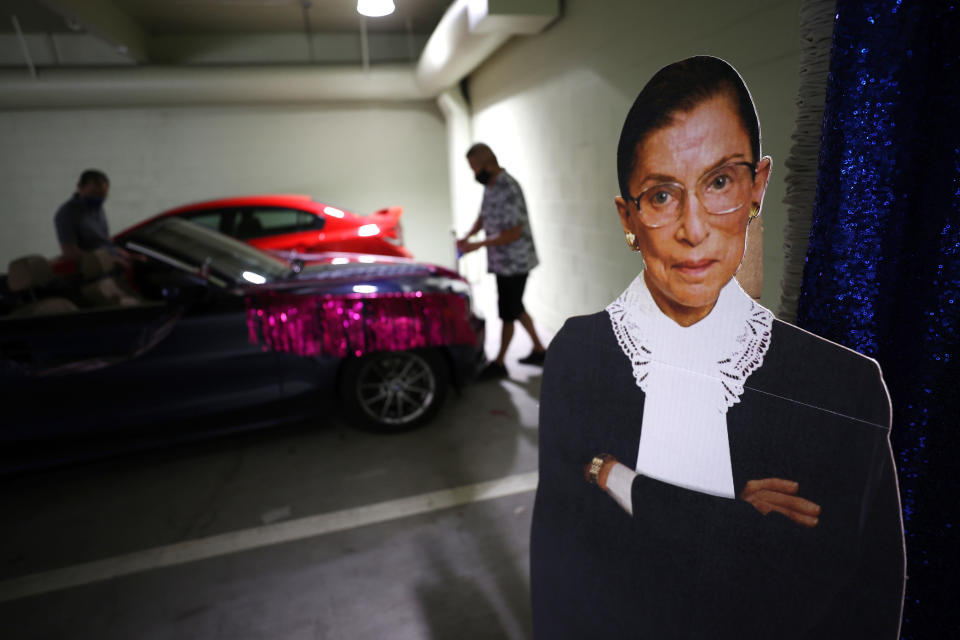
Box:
[625,232,640,252]
[749,204,760,219]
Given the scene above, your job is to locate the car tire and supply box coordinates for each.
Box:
[340,349,449,432]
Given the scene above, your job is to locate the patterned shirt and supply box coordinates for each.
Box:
[480,169,539,276]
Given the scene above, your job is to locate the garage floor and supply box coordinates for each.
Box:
[0,282,552,640]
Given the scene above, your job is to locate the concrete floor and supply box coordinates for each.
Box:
[0,281,550,640]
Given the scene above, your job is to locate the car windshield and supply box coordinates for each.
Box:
[124,218,291,284]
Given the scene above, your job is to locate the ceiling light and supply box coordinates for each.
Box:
[357,0,395,18]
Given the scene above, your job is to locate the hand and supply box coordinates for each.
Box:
[458,240,481,255]
[739,478,821,528]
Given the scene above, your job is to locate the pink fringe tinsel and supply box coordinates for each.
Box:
[246,291,478,358]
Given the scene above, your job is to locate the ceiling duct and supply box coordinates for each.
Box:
[416,0,558,96]
[0,65,427,109]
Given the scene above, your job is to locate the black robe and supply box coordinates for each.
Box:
[530,312,905,639]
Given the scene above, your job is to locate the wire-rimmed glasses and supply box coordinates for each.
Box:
[628,161,757,228]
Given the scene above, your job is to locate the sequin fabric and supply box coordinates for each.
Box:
[246,292,477,358]
[796,2,959,636]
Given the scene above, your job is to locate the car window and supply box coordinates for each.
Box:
[183,212,221,232]
[298,211,322,230]
[182,210,236,236]
[235,208,323,239]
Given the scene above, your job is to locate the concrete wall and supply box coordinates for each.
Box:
[467,0,804,332]
[0,101,453,267]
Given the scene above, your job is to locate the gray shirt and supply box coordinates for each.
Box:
[54,194,111,252]
[480,169,539,276]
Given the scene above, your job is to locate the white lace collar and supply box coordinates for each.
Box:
[606,273,774,414]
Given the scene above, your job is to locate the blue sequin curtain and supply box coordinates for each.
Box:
[796,1,959,637]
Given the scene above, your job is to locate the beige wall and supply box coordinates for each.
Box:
[467,0,803,332]
[0,101,453,267]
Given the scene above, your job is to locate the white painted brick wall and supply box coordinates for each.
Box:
[469,0,804,333]
[0,101,453,268]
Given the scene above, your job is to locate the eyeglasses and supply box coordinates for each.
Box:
[628,161,757,228]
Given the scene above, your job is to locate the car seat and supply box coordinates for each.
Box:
[237,211,264,238]
[5,255,78,317]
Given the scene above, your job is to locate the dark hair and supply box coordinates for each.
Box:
[466,142,497,164]
[616,56,760,200]
[78,169,109,186]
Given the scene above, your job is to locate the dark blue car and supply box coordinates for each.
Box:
[1,218,484,464]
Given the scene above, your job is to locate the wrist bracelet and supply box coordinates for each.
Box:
[586,453,614,486]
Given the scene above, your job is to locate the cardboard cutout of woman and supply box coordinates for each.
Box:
[530,56,906,639]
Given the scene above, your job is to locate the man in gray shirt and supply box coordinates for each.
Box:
[54,169,131,265]
[458,143,547,379]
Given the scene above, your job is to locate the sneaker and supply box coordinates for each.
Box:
[477,361,508,381]
[518,350,547,366]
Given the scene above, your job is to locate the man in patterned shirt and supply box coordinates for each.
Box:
[458,143,547,379]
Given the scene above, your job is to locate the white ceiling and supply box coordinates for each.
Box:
[0,0,453,66]
[114,0,450,34]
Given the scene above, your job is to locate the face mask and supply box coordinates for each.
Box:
[475,170,492,185]
[82,196,105,208]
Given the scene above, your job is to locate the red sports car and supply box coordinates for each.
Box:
[116,194,412,258]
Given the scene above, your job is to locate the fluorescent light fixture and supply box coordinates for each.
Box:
[358,223,380,237]
[358,255,376,263]
[331,257,350,265]
[323,206,345,218]
[357,0,395,18]
[242,271,266,284]
[353,284,378,293]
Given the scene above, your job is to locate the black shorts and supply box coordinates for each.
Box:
[496,273,528,321]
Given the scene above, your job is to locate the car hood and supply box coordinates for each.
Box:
[248,253,468,298]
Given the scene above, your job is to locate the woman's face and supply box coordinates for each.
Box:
[616,95,771,326]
